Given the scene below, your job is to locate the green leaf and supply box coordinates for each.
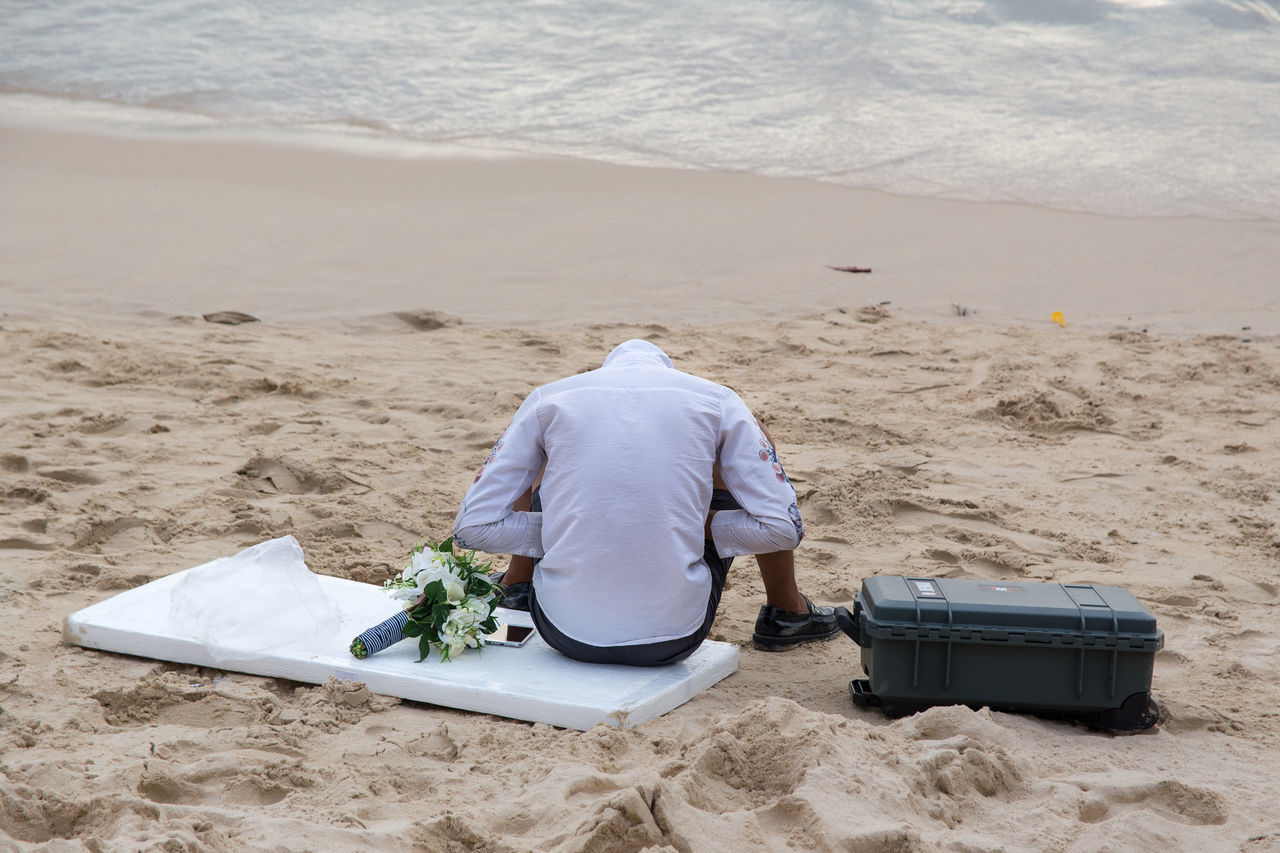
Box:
[417,635,433,662]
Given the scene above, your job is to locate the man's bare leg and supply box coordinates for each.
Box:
[504,555,535,585]
[741,418,838,649]
[756,550,808,613]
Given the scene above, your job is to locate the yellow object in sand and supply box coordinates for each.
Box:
[1050,311,1066,326]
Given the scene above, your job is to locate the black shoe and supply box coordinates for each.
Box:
[488,572,532,612]
[752,596,839,651]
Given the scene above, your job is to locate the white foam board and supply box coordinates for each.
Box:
[64,565,739,730]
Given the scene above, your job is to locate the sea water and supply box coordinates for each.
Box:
[2,0,1278,220]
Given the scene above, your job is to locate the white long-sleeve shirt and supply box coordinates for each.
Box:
[452,339,804,647]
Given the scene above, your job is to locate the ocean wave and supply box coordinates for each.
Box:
[2,0,1277,219]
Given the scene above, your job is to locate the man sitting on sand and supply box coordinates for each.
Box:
[452,339,837,666]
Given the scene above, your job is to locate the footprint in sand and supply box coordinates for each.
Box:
[202,311,260,325]
[0,537,55,551]
[37,467,104,486]
[72,517,150,550]
[138,756,297,807]
[394,309,460,331]
[235,456,348,495]
[1074,778,1228,826]
[1,453,31,473]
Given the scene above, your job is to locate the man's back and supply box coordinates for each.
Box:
[530,350,727,645]
[454,340,804,648]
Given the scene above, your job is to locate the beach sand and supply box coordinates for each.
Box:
[1,125,1279,852]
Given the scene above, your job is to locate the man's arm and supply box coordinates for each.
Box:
[708,390,804,557]
[451,392,547,557]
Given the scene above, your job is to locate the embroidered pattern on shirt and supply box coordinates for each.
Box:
[758,435,791,484]
[473,425,510,483]
[788,501,805,542]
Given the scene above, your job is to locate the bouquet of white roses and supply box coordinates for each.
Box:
[349,538,503,662]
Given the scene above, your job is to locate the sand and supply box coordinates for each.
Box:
[1,124,1279,852]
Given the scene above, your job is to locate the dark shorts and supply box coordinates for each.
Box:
[529,489,740,667]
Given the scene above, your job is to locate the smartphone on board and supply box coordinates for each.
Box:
[485,624,535,647]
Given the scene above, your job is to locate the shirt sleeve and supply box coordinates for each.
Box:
[451,390,547,557]
[708,388,805,557]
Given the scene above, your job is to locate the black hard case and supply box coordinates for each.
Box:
[835,576,1164,730]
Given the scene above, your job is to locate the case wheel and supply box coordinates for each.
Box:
[1092,692,1161,732]
[847,681,1161,732]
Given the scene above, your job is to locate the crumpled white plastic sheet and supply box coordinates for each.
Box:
[168,535,342,667]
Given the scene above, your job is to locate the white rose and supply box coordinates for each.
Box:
[460,595,492,617]
[438,622,473,659]
[407,566,466,605]
[443,608,483,635]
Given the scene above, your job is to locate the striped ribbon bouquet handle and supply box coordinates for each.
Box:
[349,610,410,659]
